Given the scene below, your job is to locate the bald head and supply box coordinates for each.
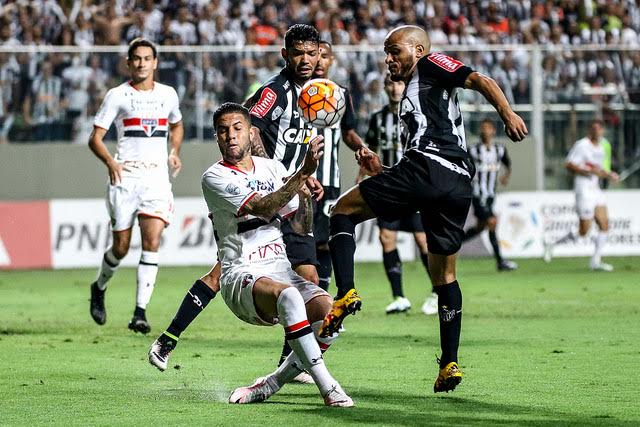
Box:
[385,26,431,53]
[384,25,431,82]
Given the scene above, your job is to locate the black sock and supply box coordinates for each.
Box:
[165,280,217,338]
[316,248,332,292]
[278,338,293,366]
[488,230,503,264]
[463,226,482,242]
[435,281,462,368]
[329,214,357,299]
[420,252,434,292]
[134,306,146,318]
[383,250,403,298]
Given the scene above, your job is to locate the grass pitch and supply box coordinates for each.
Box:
[1,257,639,426]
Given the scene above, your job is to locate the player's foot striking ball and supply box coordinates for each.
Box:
[89,281,106,325]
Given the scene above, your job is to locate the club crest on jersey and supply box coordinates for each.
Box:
[250,88,277,118]
[141,118,158,136]
[428,53,464,72]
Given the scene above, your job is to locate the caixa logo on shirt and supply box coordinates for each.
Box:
[247,179,275,192]
[283,127,313,144]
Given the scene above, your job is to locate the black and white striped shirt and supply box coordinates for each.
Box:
[247,68,315,175]
[365,105,406,167]
[469,142,511,200]
[315,86,357,189]
[400,53,473,162]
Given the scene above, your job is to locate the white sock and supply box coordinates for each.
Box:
[277,287,338,396]
[266,320,340,390]
[592,231,607,265]
[96,247,120,290]
[136,251,159,309]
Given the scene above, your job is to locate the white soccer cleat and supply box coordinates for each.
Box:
[421,293,438,316]
[229,377,277,404]
[148,338,174,372]
[292,372,315,384]
[385,296,411,314]
[590,261,614,272]
[323,384,354,407]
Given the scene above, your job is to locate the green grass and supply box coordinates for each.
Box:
[1,257,639,426]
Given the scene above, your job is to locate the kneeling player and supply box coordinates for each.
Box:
[157,103,352,406]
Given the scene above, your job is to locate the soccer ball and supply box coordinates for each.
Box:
[297,79,346,129]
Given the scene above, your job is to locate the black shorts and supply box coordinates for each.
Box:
[378,212,424,232]
[472,196,495,222]
[359,151,473,255]
[281,220,318,268]
[313,186,341,245]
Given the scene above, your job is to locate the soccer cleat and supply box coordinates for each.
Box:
[385,296,411,314]
[292,372,315,384]
[323,384,354,407]
[128,315,151,334]
[89,282,106,325]
[421,293,438,316]
[148,335,177,371]
[319,289,362,338]
[229,377,277,404]
[497,259,518,271]
[434,361,463,393]
[590,261,614,272]
[543,242,553,263]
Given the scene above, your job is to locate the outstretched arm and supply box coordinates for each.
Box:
[465,72,528,142]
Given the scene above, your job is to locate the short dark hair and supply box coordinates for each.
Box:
[284,24,320,49]
[213,102,251,129]
[128,38,157,59]
[480,118,496,127]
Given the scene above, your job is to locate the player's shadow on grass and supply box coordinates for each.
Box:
[289,389,635,426]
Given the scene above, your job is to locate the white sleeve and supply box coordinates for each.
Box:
[168,87,182,124]
[202,170,257,216]
[566,141,584,166]
[94,88,119,130]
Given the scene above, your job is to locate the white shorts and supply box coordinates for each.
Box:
[220,267,329,326]
[107,175,174,231]
[575,190,605,220]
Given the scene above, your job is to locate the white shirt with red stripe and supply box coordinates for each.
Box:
[94,81,182,178]
[201,156,298,273]
[566,137,606,194]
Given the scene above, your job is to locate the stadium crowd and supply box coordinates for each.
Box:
[1,0,640,143]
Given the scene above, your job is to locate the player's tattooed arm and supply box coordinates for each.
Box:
[290,187,314,235]
[242,136,324,220]
[465,72,528,142]
[249,126,269,158]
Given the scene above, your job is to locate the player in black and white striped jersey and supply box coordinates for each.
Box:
[462,118,518,271]
[365,74,436,316]
[312,40,366,293]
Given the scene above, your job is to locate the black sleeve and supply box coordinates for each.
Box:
[246,84,288,132]
[419,53,474,88]
[501,145,512,169]
[340,87,357,132]
[365,113,378,152]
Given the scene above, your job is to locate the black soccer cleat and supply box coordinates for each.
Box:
[128,315,151,334]
[90,282,107,325]
[497,260,518,272]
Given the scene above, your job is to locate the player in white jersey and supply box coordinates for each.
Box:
[201,103,352,406]
[544,120,619,270]
[88,38,184,334]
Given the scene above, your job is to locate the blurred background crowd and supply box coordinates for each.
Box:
[0,0,639,145]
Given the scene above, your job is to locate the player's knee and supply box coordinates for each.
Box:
[276,286,305,317]
[379,230,395,249]
[305,294,332,323]
[142,235,162,252]
[111,241,129,259]
[487,217,497,230]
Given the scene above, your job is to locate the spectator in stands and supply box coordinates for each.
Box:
[26,60,66,142]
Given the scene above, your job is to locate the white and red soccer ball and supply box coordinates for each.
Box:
[297,79,346,129]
